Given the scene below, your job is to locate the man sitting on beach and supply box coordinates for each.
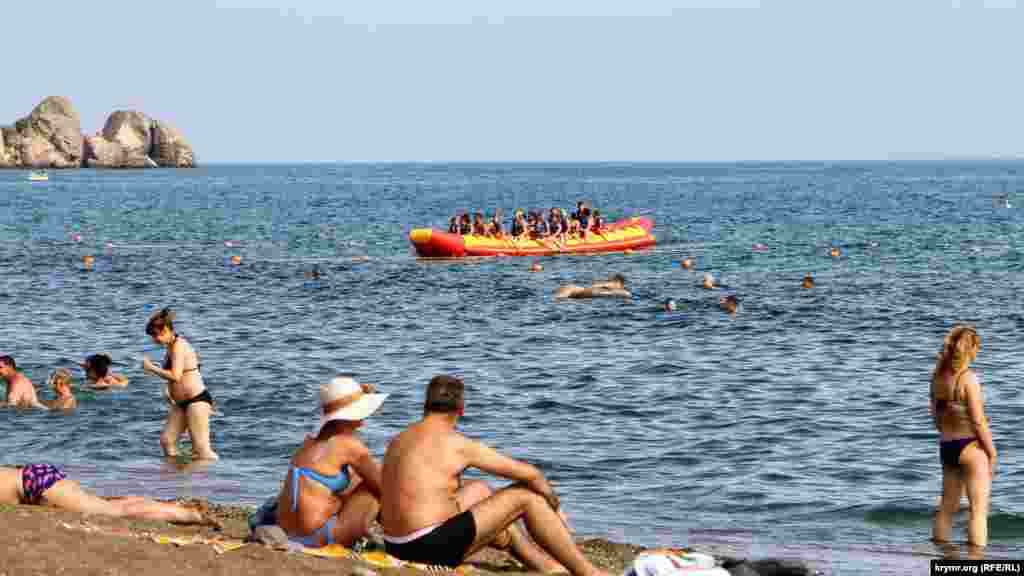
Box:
[0,356,47,410]
[554,274,631,300]
[381,375,610,576]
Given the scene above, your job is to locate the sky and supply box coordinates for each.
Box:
[3,0,1022,162]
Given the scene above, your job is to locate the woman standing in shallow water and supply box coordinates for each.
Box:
[930,326,996,550]
[142,309,219,461]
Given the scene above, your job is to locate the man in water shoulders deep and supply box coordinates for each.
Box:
[0,356,48,410]
[554,274,631,299]
[381,375,610,576]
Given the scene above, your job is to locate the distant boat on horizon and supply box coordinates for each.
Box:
[28,171,49,182]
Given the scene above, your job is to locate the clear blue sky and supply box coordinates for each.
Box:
[4,1,1021,162]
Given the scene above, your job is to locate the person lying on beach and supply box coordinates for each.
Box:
[555,274,631,300]
[0,355,48,410]
[276,377,387,548]
[142,309,219,461]
[381,375,610,576]
[0,464,219,526]
[82,354,129,389]
[43,369,77,411]
[930,326,996,551]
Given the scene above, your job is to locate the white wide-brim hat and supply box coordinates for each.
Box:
[317,376,388,433]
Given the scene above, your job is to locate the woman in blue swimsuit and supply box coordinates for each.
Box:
[930,326,996,551]
[276,376,389,547]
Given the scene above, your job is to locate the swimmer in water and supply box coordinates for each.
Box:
[681,258,693,269]
[702,273,717,290]
[663,299,678,312]
[719,295,739,315]
[802,274,814,289]
[43,369,77,411]
[0,356,48,410]
[830,247,841,258]
[555,274,631,300]
[82,354,129,389]
[306,264,323,280]
[82,255,95,270]
[230,255,242,266]
[529,262,543,272]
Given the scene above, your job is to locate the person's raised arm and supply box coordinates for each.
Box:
[964,371,997,475]
[462,438,559,511]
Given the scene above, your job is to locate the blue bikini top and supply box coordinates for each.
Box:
[289,465,350,512]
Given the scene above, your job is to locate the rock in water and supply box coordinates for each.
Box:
[0,96,83,168]
[2,98,196,169]
[151,120,195,167]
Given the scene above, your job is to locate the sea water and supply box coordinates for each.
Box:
[2,162,1023,575]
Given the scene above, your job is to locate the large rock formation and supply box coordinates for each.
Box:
[85,110,194,168]
[1,97,196,168]
[0,96,84,168]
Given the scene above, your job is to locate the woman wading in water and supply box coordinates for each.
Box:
[143,309,219,460]
[930,326,996,552]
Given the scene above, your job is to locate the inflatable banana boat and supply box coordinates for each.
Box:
[409,217,656,257]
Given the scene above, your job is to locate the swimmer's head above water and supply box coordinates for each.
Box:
[664,299,677,312]
[802,274,814,289]
[719,295,739,314]
[530,262,543,272]
[702,273,715,289]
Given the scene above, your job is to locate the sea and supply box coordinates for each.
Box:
[1,162,1023,575]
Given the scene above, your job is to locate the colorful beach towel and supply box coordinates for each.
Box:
[300,544,477,573]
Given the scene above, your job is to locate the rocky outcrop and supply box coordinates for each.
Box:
[1,97,196,168]
[85,110,195,168]
[0,96,84,168]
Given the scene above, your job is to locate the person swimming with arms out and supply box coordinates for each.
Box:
[0,355,48,410]
[274,377,387,547]
[555,274,631,300]
[930,326,996,554]
[82,354,129,389]
[43,369,77,411]
[142,308,219,461]
[0,465,219,526]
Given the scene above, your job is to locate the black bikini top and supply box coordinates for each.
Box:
[163,336,201,374]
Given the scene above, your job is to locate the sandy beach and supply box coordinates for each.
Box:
[0,500,651,576]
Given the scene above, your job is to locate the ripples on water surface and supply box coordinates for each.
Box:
[2,162,1024,574]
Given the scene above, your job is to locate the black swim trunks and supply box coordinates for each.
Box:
[384,510,477,567]
[176,389,214,411]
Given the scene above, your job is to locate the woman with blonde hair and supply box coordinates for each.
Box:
[44,369,77,411]
[930,325,996,550]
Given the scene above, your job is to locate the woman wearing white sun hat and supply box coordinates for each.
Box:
[275,376,389,548]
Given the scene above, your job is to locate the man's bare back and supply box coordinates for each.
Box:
[381,418,468,535]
